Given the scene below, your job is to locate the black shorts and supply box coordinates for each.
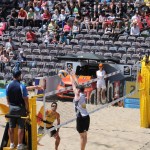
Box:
[76,115,90,133]
[9,105,26,129]
[38,126,57,137]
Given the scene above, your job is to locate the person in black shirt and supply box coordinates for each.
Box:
[7,8,18,26]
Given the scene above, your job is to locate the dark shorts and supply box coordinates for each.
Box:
[38,126,57,137]
[76,115,90,133]
[9,105,26,129]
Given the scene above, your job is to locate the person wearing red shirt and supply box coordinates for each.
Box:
[63,22,72,36]
[18,8,27,26]
[26,29,37,43]
[42,9,51,24]
[18,8,27,19]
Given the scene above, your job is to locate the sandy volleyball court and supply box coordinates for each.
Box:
[0,97,150,150]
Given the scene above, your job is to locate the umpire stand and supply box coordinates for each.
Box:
[1,94,43,150]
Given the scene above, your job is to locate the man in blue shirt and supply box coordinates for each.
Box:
[6,70,29,150]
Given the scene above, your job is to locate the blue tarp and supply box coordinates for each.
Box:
[0,89,6,98]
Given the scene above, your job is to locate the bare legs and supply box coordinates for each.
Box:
[18,129,24,144]
[9,128,24,145]
[80,132,87,150]
[54,134,60,150]
[97,88,106,104]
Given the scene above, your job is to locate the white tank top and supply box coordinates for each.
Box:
[74,93,89,117]
[96,70,106,86]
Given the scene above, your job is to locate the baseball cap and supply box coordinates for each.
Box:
[99,63,103,67]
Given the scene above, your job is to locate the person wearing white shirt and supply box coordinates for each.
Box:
[131,12,141,22]
[58,9,66,28]
[34,11,42,20]
[99,13,106,29]
[96,63,106,104]
[52,9,60,22]
[130,21,140,36]
[107,13,115,21]
[58,9,66,22]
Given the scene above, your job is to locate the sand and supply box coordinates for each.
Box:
[0,96,150,150]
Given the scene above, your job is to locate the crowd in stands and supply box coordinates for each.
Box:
[0,0,150,81]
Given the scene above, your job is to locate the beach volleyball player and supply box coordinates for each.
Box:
[69,70,90,150]
[38,102,60,150]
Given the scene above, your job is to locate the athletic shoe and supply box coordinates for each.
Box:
[17,144,27,150]
[10,143,15,149]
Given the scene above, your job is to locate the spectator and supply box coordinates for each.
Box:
[43,31,51,46]
[17,51,26,62]
[5,37,16,52]
[27,8,34,26]
[26,28,37,43]
[58,9,67,28]
[141,2,150,15]
[63,22,72,36]
[72,21,80,38]
[38,24,47,34]
[48,19,59,35]
[34,10,42,20]
[73,3,80,16]
[65,2,71,15]
[41,0,48,11]
[18,8,27,26]
[7,8,18,27]
[33,1,41,13]
[116,1,124,18]
[125,0,135,17]
[104,12,115,29]
[25,1,34,12]
[80,15,91,31]
[52,9,60,22]
[131,12,141,22]
[59,32,68,45]
[104,24,114,35]
[18,0,25,9]
[0,50,8,72]
[109,1,116,14]
[0,22,6,36]
[130,21,140,36]
[0,8,6,21]
[51,34,58,45]
[0,50,9,63]
[98,12,106,29]
[9,51,17,61]
[91,13,99,29]
[42,9,51,24]
[123,22,130,35]
[114,23,123,34]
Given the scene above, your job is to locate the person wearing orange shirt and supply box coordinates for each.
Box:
[26,28,37,43]
[37,102,60,150]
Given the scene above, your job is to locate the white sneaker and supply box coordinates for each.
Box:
[10,143,15,149]
[17,144,27,150]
